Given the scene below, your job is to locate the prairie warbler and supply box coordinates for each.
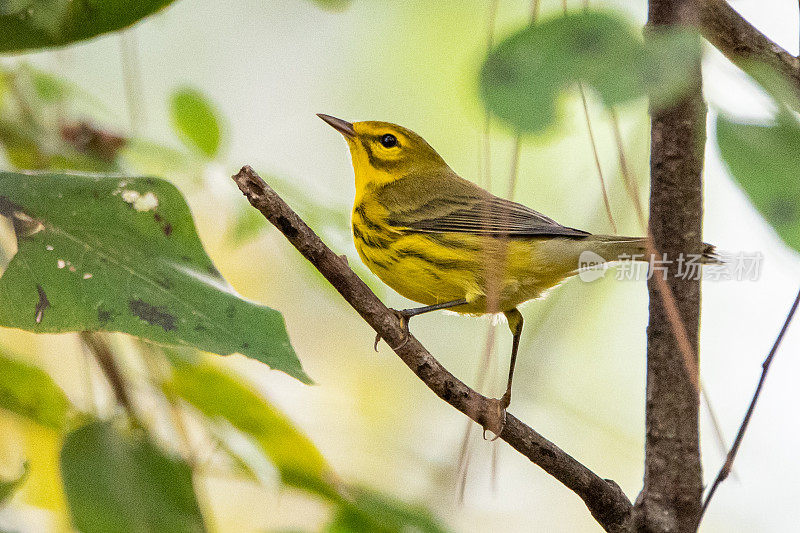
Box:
[319,114,717,411]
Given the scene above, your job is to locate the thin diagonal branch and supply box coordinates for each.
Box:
[699,0,800,87]
[699,287,800,523]
[231,165,633,532]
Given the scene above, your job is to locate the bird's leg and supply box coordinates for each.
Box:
[482,308,524,440]
[500,308,524,408]
[374,298,468,351]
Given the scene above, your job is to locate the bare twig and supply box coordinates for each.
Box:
[699,287,800,522]
[567,0,617,234]
[231,165,633,532]
[699,0,800,88]
[578,85,617,233]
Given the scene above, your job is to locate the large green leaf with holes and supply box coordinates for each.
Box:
[717,113,800,252]
[60,421,205,533]
[480,10,700,133]
[0,0,177,54]
[0,171,309,382]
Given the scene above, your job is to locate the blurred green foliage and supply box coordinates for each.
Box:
[167,361,332,493]
[715,61,800,253]
[0,352,69,429]
[480,11,700,133]
[325,486,449,533]
[0,461,28,505]
[308,0,351,12]
[60,420,205,533]
[0,0,178,53]
[167,360,450,532]
[170,88,222,159]
[0,171,309,382]
[717,113,800,252]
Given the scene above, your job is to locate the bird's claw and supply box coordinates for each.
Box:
[374,308,412,351]
[481,397,508,441]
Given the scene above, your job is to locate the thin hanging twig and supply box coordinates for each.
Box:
[699,287,800,522]
[119,30,145,134]
[578,86,617,233]
[567,0,618,233]
[458,0,502,500]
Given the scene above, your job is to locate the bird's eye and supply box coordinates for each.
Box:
[380,134,398,148]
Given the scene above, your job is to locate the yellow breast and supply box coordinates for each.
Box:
[350,195,572,314]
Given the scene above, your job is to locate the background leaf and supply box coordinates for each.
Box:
[166,362,334,495]
[326,486,450,533]
[0,461,28,505]
[167,361,450,532]
[0,0,178,54]
[169,88,222,159]
[0,171,309,382]
[480,11,700,133]
[0,353,69,429]
[60,420,205,533]
[308,0,351,11]
[716,113,800,252]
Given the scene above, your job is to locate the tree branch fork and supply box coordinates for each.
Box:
[231,165,634,532]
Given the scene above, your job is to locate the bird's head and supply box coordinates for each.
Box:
[317,114,447,191]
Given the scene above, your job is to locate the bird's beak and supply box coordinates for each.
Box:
[317,114,356,138]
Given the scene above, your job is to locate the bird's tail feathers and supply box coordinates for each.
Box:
[586,235,722,265]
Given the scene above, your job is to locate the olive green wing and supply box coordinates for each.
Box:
[387,187,591,238]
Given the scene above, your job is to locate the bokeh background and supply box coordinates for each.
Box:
[1,0,798,531]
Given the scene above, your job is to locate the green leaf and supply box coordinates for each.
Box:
[737,60,800,114]
[480,10,700,133]
[0,461,28,505]
[327,486,449,533]
[227,203,267,247]
[22,64,70,103]
[169,88,222,159]
[308,0,351,11]
[166,362,333,495]
[167,363,449,532]
[0,171,310,383]
[0,0,178,54]
[717,114,800,251]
[60,421,205,533]
[0,352,69,429]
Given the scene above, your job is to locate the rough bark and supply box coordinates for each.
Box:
[635,1,706,531]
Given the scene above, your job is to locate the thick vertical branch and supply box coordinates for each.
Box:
[637,1,706,531]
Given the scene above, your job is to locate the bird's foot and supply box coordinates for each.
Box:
[481,397,508,441]
[374,308,413,351]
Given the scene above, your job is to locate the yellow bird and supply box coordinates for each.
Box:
[318,114,717,410]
